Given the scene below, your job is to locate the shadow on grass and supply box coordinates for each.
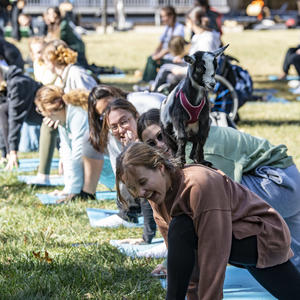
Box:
[0,243,163,299]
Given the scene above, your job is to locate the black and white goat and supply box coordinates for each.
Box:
[160,45,228,165]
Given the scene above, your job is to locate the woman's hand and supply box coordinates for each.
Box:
[43,117,59,129]
[49,189,67,197]
[56,193,77,204]
[118,238,145,245]
[5,151,18,170]
[120,130,138,147]
[151,263,167,276]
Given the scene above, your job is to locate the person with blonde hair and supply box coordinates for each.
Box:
[35,85,100,201]
[116,142,300,300]
[30,39,99,196]
[28,36,56,85]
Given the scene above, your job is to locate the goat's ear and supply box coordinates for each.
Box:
[213,44,229,57]
[184,55,196,65]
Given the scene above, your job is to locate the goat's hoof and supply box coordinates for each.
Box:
[200,160,213,167]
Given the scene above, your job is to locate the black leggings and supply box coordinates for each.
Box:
[167,214,300,300]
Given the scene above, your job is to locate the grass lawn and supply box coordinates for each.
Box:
[1,27,300,299]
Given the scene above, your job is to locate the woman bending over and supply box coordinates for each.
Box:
[116,142,300,300]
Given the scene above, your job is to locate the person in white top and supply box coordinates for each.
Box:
[151,6,222,92]
[140,6,185,83]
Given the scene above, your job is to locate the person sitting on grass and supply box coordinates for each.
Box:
[137,108,300,273]
[116,142,300,300]
[34,85,102,202]
[149,6,221,93]
[279,43,300,93]
[139,6,185,84]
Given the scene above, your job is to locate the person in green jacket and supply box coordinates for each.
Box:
[137,108,300,272]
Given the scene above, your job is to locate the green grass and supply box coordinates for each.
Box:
[1,28,300,298]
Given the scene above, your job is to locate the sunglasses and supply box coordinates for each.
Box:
[146,132,164,147]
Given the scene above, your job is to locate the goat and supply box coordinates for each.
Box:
[160,45,229,165]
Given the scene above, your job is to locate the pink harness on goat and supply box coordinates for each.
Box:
[176,89,206,124]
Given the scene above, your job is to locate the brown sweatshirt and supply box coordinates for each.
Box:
[149,165,293,300]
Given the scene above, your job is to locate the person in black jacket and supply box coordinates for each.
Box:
[0,65,42,169]
[0,28,24,70]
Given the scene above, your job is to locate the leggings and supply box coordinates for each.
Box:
[167,214,300,300]
[37,122,58,175]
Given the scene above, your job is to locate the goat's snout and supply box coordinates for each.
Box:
[208,81,216,90]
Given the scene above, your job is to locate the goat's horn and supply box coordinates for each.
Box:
[213,44,229,57]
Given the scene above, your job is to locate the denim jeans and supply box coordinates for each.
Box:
[241,164,300,271]
[18,122,40,152]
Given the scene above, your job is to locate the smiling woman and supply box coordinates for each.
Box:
[116,142,300,300]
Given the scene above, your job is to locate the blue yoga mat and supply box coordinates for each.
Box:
[159,266,276,299]
[18,175,64,186]
[253,88,278,94]
[268,75,299,81]
[16,156,115,190]
[1,158,59,173]
[87,207,144,228]
[110,237,166,258]
[99,73,125,79]
[37,191,117,205]
[99,156,116,190]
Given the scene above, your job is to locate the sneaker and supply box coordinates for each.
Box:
[288,80,300,89]
[27,174,50,185]
[94,214,136,228]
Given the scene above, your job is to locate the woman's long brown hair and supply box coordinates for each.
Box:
[116,142,177,208]
[99,98,138,153]
[88,85,128,152]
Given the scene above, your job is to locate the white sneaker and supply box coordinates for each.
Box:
[288,80,300,89]
[27,174,50,185]
[94,214,136,228]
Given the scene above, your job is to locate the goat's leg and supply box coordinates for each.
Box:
[161,123,178,157]
[195,127,211,166]
[189,142,197,162]
[176,138,187,166]
[194,141,204,164]
[174,125,187,166]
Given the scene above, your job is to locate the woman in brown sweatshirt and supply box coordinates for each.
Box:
[116,142,300,300]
